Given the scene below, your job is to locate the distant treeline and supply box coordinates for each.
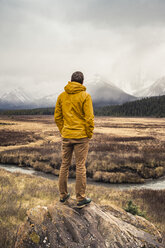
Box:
[0,95,165,117]
[0,107,54,116]
[95,95,165,117]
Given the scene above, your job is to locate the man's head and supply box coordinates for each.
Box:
[71,71,84,84]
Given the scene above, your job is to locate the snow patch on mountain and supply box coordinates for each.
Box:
[0,87,33,104]
[86,75,136,106]
[0,75,137,109]
[135,77,165,97]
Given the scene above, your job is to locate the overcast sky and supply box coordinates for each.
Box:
[0,0,165,97]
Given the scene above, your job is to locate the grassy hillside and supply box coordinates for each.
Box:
[0,169,165,247]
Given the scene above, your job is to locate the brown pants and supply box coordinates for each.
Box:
[59,137,89,202]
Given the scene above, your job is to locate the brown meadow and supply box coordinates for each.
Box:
[0,115,165,183]
[0,116,165,247]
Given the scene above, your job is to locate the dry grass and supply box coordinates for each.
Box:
[0,168,164,247]
[0,169,59,248]
[0,130,40,146]
[1,116,165,246]
[0,115,165,183]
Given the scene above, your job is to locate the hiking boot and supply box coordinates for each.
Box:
[77,198,91,208]
[60,193,70,203]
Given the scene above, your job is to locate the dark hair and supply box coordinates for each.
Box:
[71,71,84,84]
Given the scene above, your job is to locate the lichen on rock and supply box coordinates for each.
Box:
[29,231,40,244]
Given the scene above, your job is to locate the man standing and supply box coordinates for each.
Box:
[54,71,94,208]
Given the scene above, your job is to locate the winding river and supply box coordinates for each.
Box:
[0,163,165,190]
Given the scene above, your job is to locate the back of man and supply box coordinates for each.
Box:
[54,71,94,208]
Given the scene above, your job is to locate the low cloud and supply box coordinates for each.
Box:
[0,0,165,95]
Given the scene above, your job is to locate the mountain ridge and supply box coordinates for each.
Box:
[1,75,165,110]
[86,77,136,106]
[134,77,165,97]
[0,76,136,109]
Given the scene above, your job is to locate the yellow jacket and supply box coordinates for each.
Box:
[54,81,94,139]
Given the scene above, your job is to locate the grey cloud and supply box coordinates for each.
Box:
[72,0,165,28]
[1,0,165,29]
[0,0,165,95]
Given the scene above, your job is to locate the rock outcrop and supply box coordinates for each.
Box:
[15,199,163,248]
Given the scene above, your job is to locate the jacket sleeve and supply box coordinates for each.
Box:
[83,94,94,138]
[54,95,64,134]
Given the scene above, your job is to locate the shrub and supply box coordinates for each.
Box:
[124,200,146,217]
[155,167,164,178]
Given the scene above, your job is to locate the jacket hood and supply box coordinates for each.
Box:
[64,81,86,94]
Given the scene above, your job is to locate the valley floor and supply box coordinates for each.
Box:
[0,116,165,247]
[0,115,165,183]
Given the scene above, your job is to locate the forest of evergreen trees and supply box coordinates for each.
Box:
[0,107,54,116]
[0,95,164,117]
[94,95,165,117]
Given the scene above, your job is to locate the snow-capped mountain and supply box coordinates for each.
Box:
[0,76,136,109]
[35,92,60,108]
[0,88,31,103]
[86,75,136,106]
[37,75,136,107]
[0,87,37,109]
[0,87,61,109]
[134,77,165,97]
